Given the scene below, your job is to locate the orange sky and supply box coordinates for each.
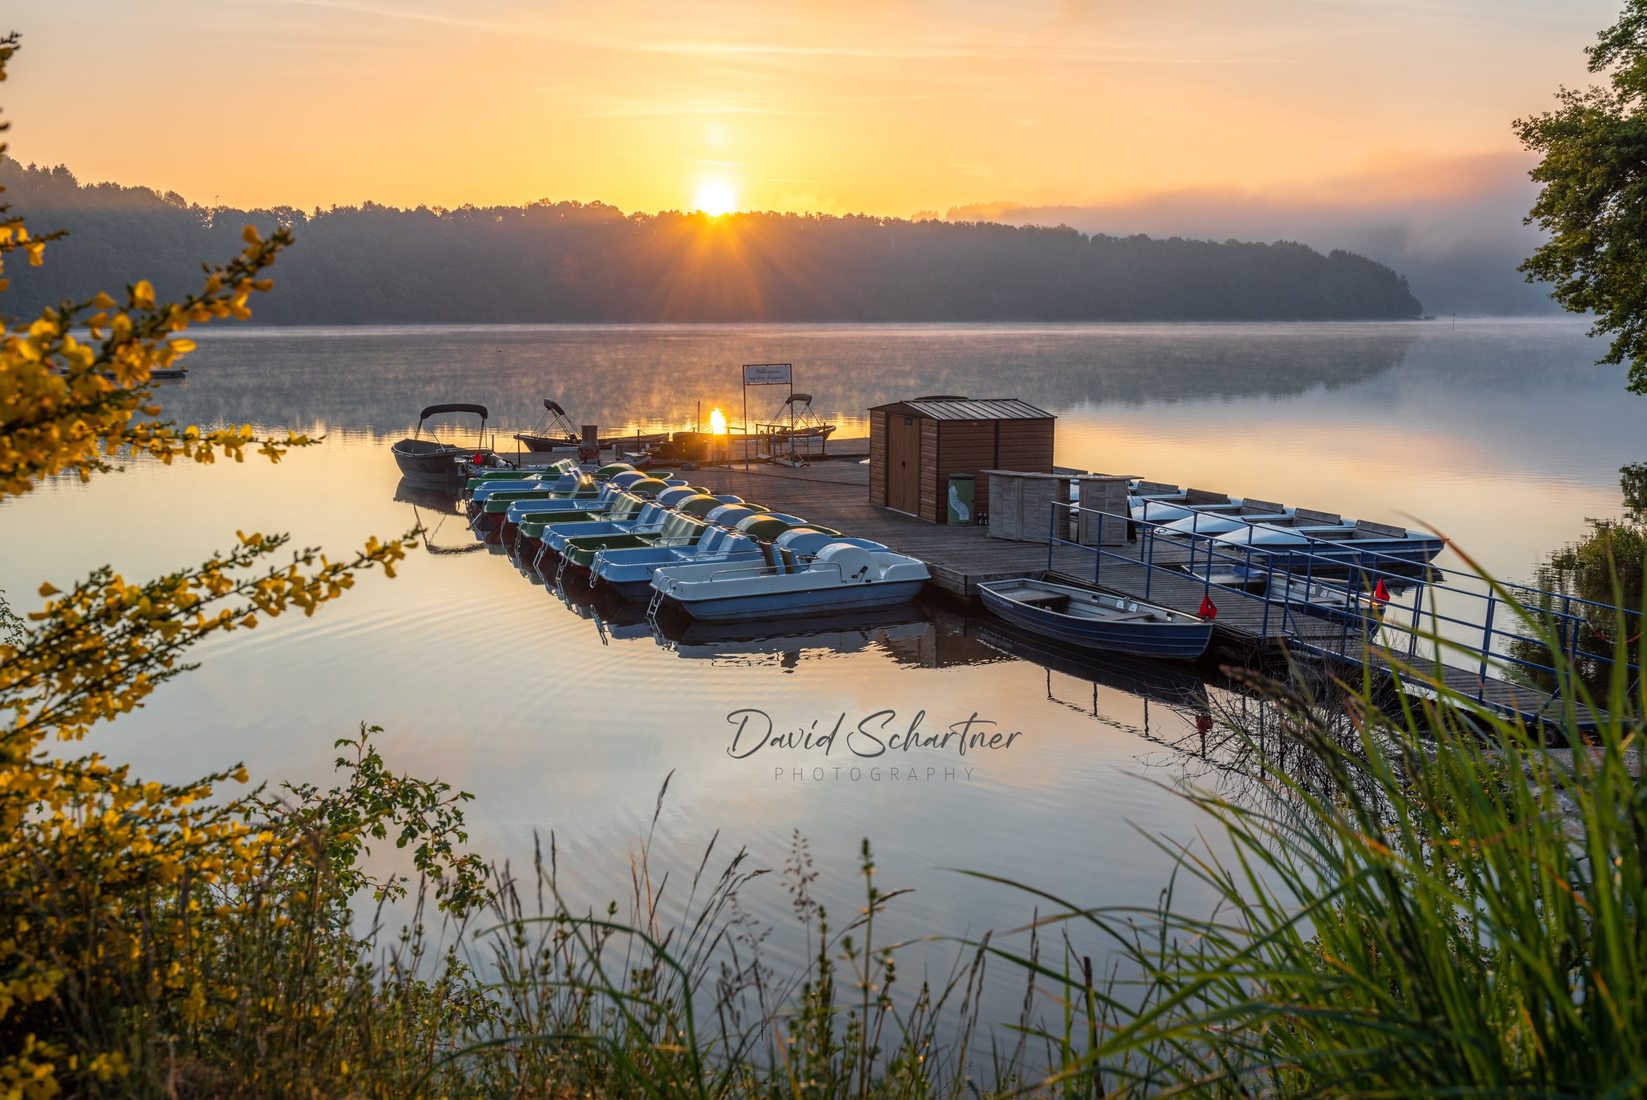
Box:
[0,1,1621,217]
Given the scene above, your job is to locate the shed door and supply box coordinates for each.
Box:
[887,415,921,514]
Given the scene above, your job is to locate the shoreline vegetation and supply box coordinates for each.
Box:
[9,613,1647,1096]
[0,160,1423,326]
[5,25,1647,1098]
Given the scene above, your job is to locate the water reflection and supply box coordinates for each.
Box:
[168,322,1416,438]
[494,497,1400,835]
[1507,460,1647,708]
[8,320,1633,1000]
[393,478,488,556]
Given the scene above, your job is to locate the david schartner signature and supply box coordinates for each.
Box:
[726,708,1023,781]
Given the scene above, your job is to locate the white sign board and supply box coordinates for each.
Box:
[742,363,792,385]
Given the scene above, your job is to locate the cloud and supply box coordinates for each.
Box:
[262,0,509,33]
[941,152,1554,315]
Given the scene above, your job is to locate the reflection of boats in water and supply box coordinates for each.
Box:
[654,605,932,661]
[394,477,486,555]
[969,617,1212,716]
[393,478,463,515]
[554,568,934,659]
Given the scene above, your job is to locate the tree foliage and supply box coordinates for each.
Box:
[1517,0,1647,393]
[0,35,492,1097]
[0,161,1425,324]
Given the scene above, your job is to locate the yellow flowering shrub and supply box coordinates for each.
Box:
[0,33,490,1097]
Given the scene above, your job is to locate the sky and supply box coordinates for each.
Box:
[0,0,1627,310]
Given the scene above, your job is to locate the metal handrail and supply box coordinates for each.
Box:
[1047,501,1641,701]
[1138,493,1635,620]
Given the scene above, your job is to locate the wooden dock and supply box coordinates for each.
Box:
[689,460,1604,730]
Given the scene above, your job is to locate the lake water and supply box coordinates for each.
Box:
[1,318,1636,1018]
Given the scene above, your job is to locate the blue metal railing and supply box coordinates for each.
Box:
[1044,501,1641,715]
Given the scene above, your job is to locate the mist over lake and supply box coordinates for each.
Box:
[3,318,1633,991]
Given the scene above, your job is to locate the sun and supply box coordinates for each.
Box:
[693,179,738,217]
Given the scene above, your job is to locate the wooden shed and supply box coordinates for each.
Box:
[868,396,1056,523]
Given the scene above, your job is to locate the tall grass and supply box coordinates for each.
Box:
[24,577,1647,1097]
[992,577,1647,1096]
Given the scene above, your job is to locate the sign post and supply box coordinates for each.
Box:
[740,362,793,467]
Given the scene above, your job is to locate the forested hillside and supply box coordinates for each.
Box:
[1,162,1423,323]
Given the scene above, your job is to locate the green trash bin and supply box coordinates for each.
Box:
[946,473,976,525]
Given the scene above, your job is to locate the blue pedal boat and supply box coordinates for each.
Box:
[977,577,1213,660]
[533,490,720,566]
[463,457,583,494]
[650,543,930,622]
[498,476,678,547]
[591,520,872,601]
[587,509,797,599]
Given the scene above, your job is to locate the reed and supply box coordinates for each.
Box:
[17,567,1645,1097]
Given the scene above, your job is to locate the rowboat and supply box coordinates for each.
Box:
[392,403,493,487]
[977,577,1212,660]
[1209,521,1444,570]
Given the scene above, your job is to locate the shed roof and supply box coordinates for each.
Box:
[870,396,1054,421]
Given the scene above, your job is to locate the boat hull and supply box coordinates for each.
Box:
[393,440,476,487]
[1226,540,1443,573]
[978,581,1212,660]
[664,579,927,622]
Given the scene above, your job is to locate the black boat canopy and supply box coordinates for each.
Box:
[418,403,488,421]
[543,399,567,415]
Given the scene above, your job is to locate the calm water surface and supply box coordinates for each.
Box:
[2,318,1637,1005]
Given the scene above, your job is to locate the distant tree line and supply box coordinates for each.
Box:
[1,161,1424,323]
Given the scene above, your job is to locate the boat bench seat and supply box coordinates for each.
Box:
[1294,508,1342,525]
[1184,488,1231,504]
[1018,594,1072,612]
[1354,519,1408,538]
[1109,612,1161,623]
[1240,499,1283,514]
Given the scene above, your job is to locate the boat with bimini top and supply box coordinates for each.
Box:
[392,403,495,487]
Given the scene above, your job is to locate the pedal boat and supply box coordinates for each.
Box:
[650,543,930,622]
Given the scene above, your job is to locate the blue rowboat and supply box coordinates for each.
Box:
[977,578,1212,660]
[1210,521,1444,571]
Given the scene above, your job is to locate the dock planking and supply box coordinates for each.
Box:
[688,459,1604,730]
